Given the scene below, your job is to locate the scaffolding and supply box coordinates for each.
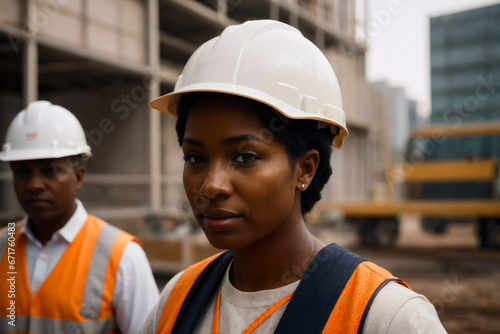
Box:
[0,0,386,233]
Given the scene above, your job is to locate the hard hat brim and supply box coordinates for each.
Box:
[0,147,92,162]
[150,83,348,149]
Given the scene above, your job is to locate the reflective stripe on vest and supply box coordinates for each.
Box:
[0,314,115,333]
[156,244,410,334]
[81,223,122,319]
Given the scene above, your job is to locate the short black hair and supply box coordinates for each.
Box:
[175,92,335,214]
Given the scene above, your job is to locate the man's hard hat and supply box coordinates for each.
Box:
[0,101,92,161]
[150,19,348,148]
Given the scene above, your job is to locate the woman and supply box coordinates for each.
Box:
[141,20,445,334]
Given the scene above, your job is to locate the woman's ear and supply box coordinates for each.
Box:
[295,149,320,191]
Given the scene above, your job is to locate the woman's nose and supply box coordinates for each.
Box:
[199,163,233,199]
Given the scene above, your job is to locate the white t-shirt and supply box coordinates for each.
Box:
[141,262,446,333]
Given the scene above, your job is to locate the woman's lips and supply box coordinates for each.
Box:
[201,209,242,231]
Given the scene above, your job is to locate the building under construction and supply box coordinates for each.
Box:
[0,0,390,256]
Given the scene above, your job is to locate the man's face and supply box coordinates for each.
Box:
[10,157,84,226]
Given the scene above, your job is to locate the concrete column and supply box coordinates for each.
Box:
[315,0,324,48]
[290,0,299,28]
[348,0,355,38]
[363,0,368,44]
[23,0,38,105]
[315,0,325,50]
[217,0,227,19]
[23,39,38,105]
[147,0,159,67]
[149,81,161,212]
[147,0,161,211]
[269,0,279,20]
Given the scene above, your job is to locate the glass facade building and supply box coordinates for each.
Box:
[430,4,500,124]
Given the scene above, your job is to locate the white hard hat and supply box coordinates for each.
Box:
[150,19,348,148]
[0,101,92,161]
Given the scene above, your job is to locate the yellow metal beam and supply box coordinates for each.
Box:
[387,159,498,183]
[315,200,500,218]
[411,122,500,138]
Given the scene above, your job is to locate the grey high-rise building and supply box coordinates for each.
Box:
[430,4,500,125]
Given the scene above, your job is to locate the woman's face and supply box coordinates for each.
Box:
[181,94,303,250]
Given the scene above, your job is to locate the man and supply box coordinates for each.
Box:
[0,101,159,333]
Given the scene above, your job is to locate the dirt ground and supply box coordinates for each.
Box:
[313,215,500,334]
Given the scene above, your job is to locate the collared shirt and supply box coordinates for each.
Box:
[21,199,159,334]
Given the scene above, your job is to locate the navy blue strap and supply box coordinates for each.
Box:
[274,243,366,334]
[172,251,233,334]
[357,278,396,334]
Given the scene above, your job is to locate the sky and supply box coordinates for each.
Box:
[365,0,500,118]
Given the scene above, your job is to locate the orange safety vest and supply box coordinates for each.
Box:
[0,215,139,334]
[156,244,410,334]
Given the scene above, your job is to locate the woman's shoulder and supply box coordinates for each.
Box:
[139,270,185,334]
[160,269,186,298]
[362,281,447,334]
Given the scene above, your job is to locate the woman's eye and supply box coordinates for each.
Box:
[235,153,259,163]
[183,154,205,164]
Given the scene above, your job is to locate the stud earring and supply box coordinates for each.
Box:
[302,184,307,190]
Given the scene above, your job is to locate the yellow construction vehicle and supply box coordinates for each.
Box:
[315,122,500,248]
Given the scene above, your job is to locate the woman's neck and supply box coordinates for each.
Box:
[229,223,325,292]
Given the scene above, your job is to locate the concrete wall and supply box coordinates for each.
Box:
[33,0,146,63]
